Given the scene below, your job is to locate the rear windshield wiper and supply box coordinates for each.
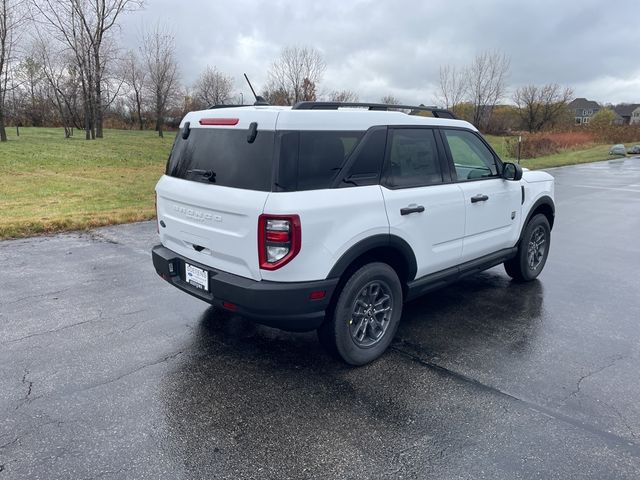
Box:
[186,169,216,182]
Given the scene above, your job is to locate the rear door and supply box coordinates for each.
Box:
[440,128,522,262]
[381,127,465,278]
[156,110,278,281]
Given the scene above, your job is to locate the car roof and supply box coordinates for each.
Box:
[181,105,477,132]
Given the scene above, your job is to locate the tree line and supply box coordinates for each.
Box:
[0,1,610,142]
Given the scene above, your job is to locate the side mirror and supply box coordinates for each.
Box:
[502,162,523,181]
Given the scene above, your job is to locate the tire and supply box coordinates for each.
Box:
[317,262,403,366]
[504,214,551,281]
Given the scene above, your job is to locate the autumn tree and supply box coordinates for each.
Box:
[265,46,325,105]
[514,84,573,132]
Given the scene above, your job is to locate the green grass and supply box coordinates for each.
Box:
[0,127,635,240]
[0,127,172,239]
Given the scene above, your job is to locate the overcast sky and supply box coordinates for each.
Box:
[118,0,640,105]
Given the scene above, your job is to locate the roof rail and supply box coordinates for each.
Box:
[291,101,457,119]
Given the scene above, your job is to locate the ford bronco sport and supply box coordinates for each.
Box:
[152,101,555,365]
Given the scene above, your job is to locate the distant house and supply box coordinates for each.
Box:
[631,106,640,126]
[613,104,640,125]
[568,98,600,125]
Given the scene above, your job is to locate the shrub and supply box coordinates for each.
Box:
[505,131,595,158]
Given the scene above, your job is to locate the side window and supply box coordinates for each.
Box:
[385,128,443,188]
[340,128,386,187]
[297,131,363,190]
[443,129,498,180]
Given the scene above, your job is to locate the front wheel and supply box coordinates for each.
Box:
[504,214,551,281]
[317,262,403,366]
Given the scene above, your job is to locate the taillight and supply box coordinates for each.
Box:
[258,214,301,270]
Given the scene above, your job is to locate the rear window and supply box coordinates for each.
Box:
[276,130,364,191]
[166,127,275,191]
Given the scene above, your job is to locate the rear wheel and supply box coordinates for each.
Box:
[317,262,403,365]
[504,214,551,281]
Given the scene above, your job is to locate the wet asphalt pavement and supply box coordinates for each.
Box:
[1,158,640,479]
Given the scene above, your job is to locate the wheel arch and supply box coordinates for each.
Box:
[521,195,555,241]
[326,234,417,292]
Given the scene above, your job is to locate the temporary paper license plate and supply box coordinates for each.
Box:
[185,263,209,291]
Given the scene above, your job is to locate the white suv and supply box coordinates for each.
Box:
[152,102,555,365]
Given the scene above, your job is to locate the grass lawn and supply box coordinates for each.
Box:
[0,127,172,239]
[0,127,636,240]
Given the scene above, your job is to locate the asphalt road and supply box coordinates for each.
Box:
[1,158,640,479]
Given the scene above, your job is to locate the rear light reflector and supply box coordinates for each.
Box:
[222,301,236,311]
[258,214,301,270]
[309,290,326,300]
[199,118,239,126]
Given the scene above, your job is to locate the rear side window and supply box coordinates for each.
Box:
[166,128,275,191]
[276,131,364,191]
[384,128,443,188]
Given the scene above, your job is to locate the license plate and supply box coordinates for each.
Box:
[185,263,209,291]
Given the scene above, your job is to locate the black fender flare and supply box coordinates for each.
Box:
[326,234,417,281]
[519,195,555,243]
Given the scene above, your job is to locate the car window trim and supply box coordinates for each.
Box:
[381,126,448,190]
[438,126,505,183]
[332,125,388,189]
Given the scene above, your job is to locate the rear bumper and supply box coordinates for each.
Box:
[151,245,337,331]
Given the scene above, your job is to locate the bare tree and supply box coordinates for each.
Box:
[0,0,26,141]
[193,66,233,107]
[436,65,466,114]
[65,0,143,137]
[32,0,97,138]
[328,89,359,102]
[380,95,401,105]
[514,83,573,132]
[141,24,179,138]
[122,50,145,129]
[466,51,510,130]
[32,0,142,138]
[36,38,83,137]
[266,46,325,105]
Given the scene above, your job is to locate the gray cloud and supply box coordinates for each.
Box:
[118,0,640,105]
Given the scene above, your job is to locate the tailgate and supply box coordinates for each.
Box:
[156,175,268,281]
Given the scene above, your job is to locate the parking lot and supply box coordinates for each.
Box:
[1,158,639,479]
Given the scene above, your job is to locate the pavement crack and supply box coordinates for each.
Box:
[2,287,74,307]
[0,437,18,450]
[563,354,626,401]
[75,350,184,394]
[391,343,640,458]
[2,311,103,346]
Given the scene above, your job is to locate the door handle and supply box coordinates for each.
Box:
[470,194,489,203]
[400,205,425,215]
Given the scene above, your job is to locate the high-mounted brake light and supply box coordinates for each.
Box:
[258,214,301,270]
[199,118,239,126]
